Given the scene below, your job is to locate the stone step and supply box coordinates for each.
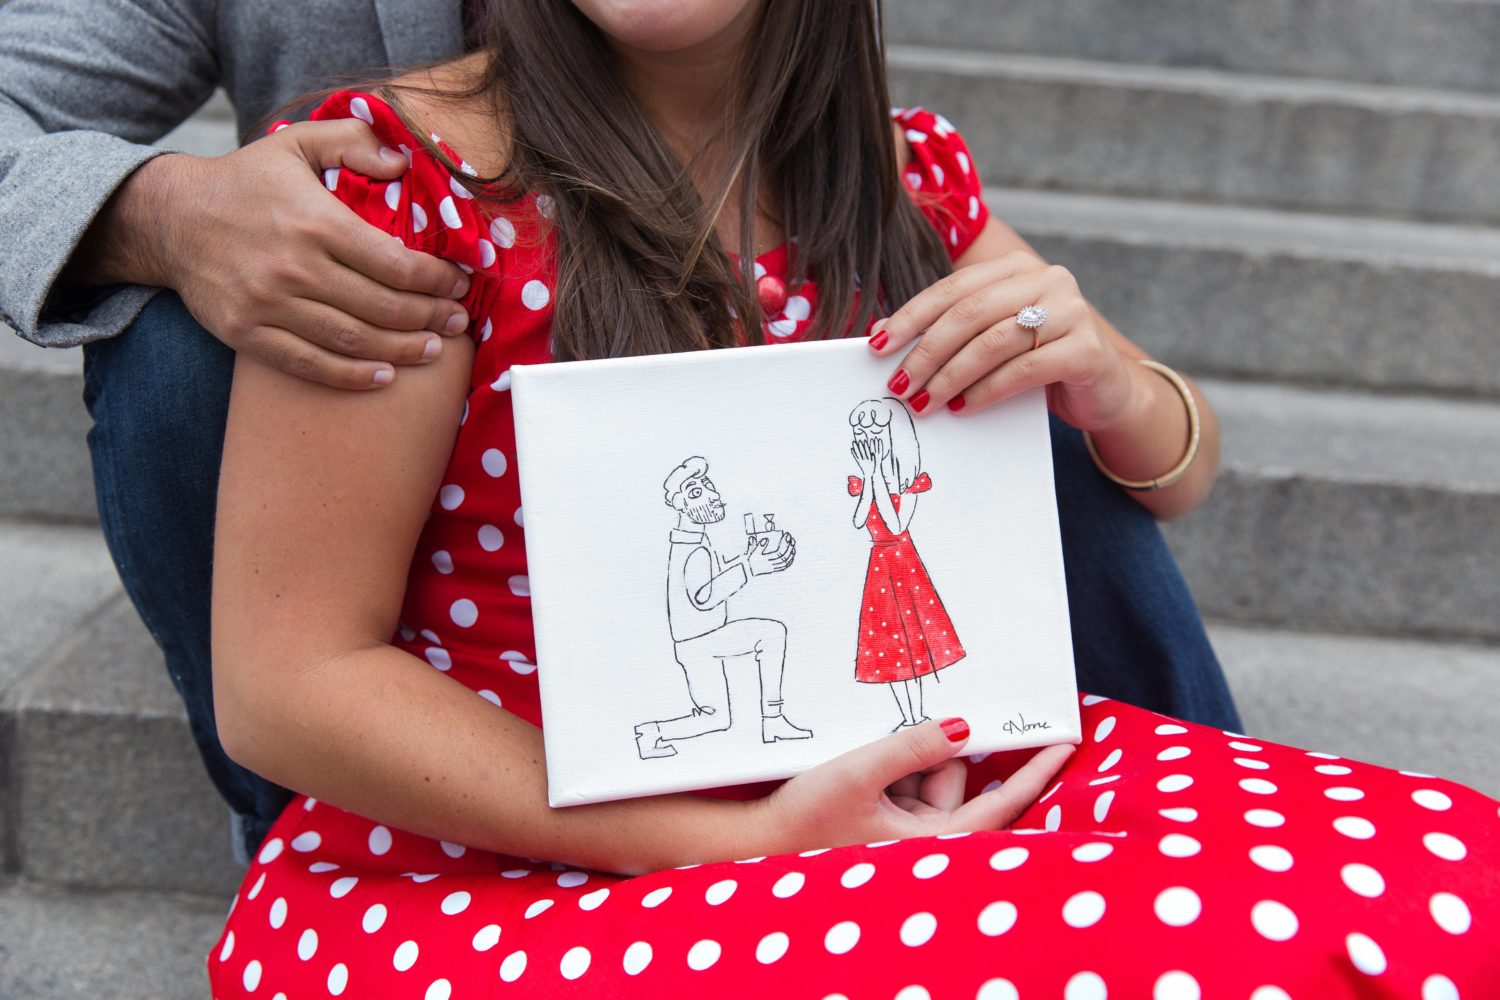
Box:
[1209,621,1500,799]
[990,186,1500,399]
[0,336,95,523]
[889,45,1500,226]
[886,0,1500,95]
[0,879,224,1000]
[1170,378,1500,643]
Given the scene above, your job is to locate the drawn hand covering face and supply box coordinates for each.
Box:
[665,457,727,524]
[849,397,919,492]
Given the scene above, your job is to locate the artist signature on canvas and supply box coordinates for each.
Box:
[1002,713,1053,735]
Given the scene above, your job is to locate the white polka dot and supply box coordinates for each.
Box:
[509,575,530,597]
[1430,892,1471,934]
[622,941,652,975]
[1064,971,1108,1000]
[1422,974,1460,1000]
[1250,988,1292,1000]
[425,980,451,1000]
[1333,816,1376,840]
[269,897,287,928]
[247,873,266,901]
[1154,971,1200,1000]
[1154,886,1201,927]
[393,939,419,972]
[466,924,500,952]
[1249,845,1294,872]
[1235,757,1271,770]
[1245,808,1285,828]
[308,862,339,873]
[219,930,236,962]
[368,826,392,856]
[705,879,737,905]
[1159,807,1197,823]
[1157,746,1191,761]
[1229,741,1263,752]
[535,194,555,219]
[895,987,931,1000]
[1158,774,1193,793]
[755,931,789,964]
[977,980,1019,1000]
[1413,789,1453,811]
[524,899,553,920]
[1098,748,1123,771]
[911,853,949,879]
[1094,715,1117,741]
[439,485,464,510]
[560,945,591,979]
[499,950,527,982]
[323,167,340,192]
[424,647,451,671]
[1159,834,1201,858]
[449,598,478,628]
[411,202,428,232]
[1316,764,1353,776]
[409,873,440,883]
[257,838,284,864]
[1340,862,1385,898]
[502,650,536,675]
[489,216,516,248]
[1307,751,1341,759]
[330,876,358,898]
[1240,778,1278,795]
[439,195,463,229]
[1251,900,1298,941]
[900,911,937,946]
[1346,932,1386,975]
[347,96,374,125]
[1062,891,1105,928]
[1424,832,1468,861]
[1091,789,1116,822]
[1072,842,1113,863]
[557,870,588,888]
[327,963,349,995]
[243,959,263,991]
[1080,694,1110,706]
[642,886,673,907]
[521,280,550,310]
[297,928,317,960]
[1155,724,1188,735]
[976,900,1018,936]
[824,921,860,954]
[362,903,387,933]
[686,939,721,970]
[430,549,454,574]
[1045,804,1063,831]
[989,847,1029,871]
[440,890,471,916]
[782,295,811,322]
[772,872,805,898]
[1325,786,1365,801]
[491,369,512,392]
[579,887,609,910]
[840,862,875,888]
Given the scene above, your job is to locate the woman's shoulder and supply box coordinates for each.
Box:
[889,107,990,259]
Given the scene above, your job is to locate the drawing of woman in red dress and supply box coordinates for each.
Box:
[848,397,966,731]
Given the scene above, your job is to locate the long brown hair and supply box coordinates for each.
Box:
[392,0,953,361]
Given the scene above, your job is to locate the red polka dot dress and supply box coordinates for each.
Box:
[206,92,1500,998]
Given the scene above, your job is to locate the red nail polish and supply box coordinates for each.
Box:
[869,329,889,351]
[940,717,970,743]
[946,394,966,413]
[888,369,910,394]
[910,390,930,413]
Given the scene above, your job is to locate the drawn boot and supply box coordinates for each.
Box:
[634,721,677,760]
[762,710,813,743]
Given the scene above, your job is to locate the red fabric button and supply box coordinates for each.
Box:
[756,274,787,315]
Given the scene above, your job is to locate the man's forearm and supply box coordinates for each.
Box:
[62,153,190,290]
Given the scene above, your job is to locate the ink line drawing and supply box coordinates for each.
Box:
[634,456,814,760]
[848,398,966,732]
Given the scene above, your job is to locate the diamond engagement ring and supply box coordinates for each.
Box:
[1016,304,1047,350]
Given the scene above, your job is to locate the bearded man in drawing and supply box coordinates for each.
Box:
[634,457,814,760]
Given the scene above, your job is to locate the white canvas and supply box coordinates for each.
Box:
[510,337,1079,806]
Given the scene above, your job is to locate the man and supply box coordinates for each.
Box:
[636,457,812,759]
[0,0,1240,866]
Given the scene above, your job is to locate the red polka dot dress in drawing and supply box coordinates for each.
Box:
[205,91,1500,998]
[850,472,966,683]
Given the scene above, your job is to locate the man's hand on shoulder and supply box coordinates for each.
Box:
[67,118,473,390]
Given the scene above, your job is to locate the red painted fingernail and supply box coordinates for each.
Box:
[869,329,889,351]
[940,717,970,743]
[910,390,931,413]
[946,394,966,413]
[888,369,910,394]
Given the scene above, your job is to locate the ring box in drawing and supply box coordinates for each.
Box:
[510,336,1080,807]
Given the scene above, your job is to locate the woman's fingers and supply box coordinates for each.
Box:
[924,294,1089,412]
[950,743,1075,832]
[917,757,969,813]
[872,251,1045,356]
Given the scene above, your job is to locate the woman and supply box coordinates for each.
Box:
[848,397,965,731]
[207,0,1499,995]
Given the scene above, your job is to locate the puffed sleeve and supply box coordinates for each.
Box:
[848,475,865,496]
[893,107,990,261]
[904,472,933,494]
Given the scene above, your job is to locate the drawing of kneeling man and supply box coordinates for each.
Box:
[635,456,814,760]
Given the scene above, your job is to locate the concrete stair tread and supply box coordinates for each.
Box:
[0,879,223,1000]
[0,521,118,694]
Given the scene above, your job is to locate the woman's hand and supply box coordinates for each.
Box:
[758,717,1074,854]
[851,439,876,474]
[871,250,1142,433]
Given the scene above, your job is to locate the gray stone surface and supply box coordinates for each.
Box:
[993,185,1500,399]
[7,595,244,896]
[1167,379,1500,642]
[0,880,224,1000]
[1210,622,1500,798]
[889,46,1500,226]
[887,0,1500,94]
[0,338,94,522]
[0,521,118,695]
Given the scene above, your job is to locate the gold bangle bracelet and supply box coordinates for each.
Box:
[1082,359,1201,491]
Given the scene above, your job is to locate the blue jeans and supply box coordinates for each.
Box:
[82,292,1241,864]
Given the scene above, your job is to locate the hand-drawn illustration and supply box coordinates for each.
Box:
[848,398,966,731]
[634,457,814,760]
